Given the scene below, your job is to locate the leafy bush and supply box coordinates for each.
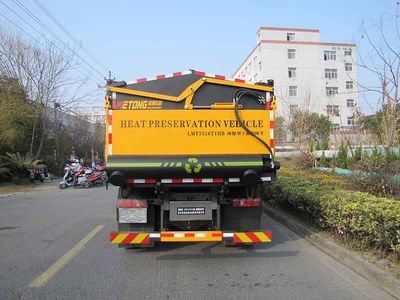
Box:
[263,169,400,261]
[352,148,400,199]
[0,152,44,180]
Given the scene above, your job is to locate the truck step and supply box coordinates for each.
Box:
[110,231,272,244]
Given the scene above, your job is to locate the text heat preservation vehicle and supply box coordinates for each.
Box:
[106,70,280,247]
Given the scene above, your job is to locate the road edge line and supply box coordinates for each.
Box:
[29,224,104,288]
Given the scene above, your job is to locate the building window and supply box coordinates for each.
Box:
[332,123,340,131]
[287,33,295,41]
[325,69,337,79]
[345,63,352,71]
[288,49,296,59]
[288,67,297,78]
[344,49,352,56]
[290,104,298,114]
[324,50,336,61]
[326,105,340,116]
[347,116,354,126]
[347,99,354,107]
[326,87,338,96]
[346,81,353,89]
[259,61,262,70]
[289,86,297,97]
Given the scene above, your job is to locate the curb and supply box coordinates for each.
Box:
[263,203,400,300]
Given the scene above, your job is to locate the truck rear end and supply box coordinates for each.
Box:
[106,70,279,247]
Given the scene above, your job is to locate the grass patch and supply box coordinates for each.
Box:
[0,182,33,194]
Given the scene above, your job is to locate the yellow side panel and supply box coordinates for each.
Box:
[111,110,271,156]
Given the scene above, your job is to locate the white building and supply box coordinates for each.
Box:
[75,106,105,124]
[233,27,358,131]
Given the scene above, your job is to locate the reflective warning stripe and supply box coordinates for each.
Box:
[233,232,272,243]
[125,178,235,184]
[270,110,275,153]
[107,109,113,155]
[261,176,271,182]
[110,231,271,244]
[160,231,222,242]
[110,232,150,244]
[125,70,250,85]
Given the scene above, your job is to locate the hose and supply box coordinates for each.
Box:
[233,89,275,162]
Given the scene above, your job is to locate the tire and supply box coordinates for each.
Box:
[60,182,67,189]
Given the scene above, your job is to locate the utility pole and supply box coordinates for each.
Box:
[53,99,61,172]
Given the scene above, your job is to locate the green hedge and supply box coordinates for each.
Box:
[263,172,400,259]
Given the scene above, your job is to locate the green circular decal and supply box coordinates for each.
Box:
[184,157,202,174]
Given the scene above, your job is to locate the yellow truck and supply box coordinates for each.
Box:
[106,70,279,247]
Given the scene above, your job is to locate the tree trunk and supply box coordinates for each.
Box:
[34,107,47,159]
[29,107,38,156]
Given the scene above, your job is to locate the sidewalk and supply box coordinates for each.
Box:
[0,179,59,199]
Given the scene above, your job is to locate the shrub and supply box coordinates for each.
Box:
[319,151,328,167]
[263,170,400,261]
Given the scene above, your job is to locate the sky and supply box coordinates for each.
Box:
[0,0,398,113]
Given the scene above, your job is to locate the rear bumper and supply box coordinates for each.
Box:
[110,231,272,245]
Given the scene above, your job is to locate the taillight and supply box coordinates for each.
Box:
[232,198,262,207]
[117,199,148,208]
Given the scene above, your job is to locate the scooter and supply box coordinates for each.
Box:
[59,169,75,189]
[59,165,90,189]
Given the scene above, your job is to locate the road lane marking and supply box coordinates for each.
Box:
[29,224,104,288]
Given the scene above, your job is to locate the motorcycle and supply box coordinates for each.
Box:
[85,165,106,187]
[60,164,106,189]
[59,164,90,189]
[86,171,104,187]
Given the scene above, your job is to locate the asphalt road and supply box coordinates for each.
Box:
[0,184,395,300]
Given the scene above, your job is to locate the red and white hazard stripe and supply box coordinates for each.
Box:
[192,70,246,83]
[125,178,242,184]
[126,70,192,85]
[125,70,249,85]
[269,110,275,151]
[108,99,113,155]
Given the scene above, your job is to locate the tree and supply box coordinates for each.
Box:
[288,111,332,152]
[352,4,400,154]
[0,29,87,159]
[275,116,285,145]
[359,104,400,147]
[0,76,37,155]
